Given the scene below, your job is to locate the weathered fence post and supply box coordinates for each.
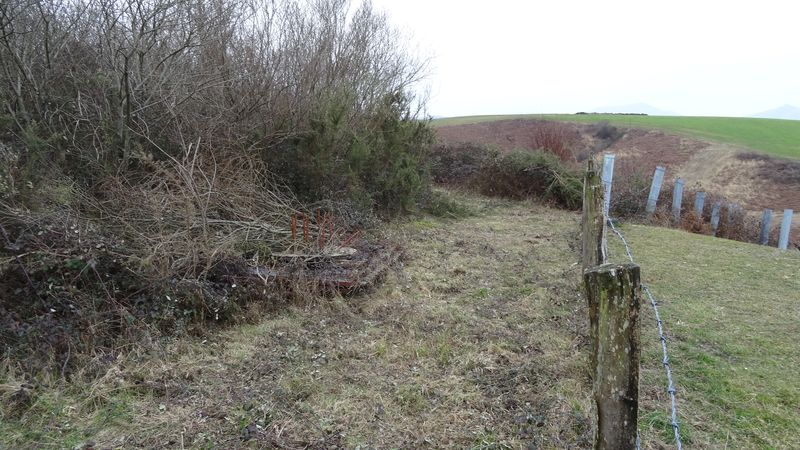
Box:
[582,159,606,270]
[646,166,666,215]
[693,192,705,217]
[778,209,794,250]
[711,202,722,236]
[671,179,684,221]
[602,154,616,217]
[585,263,641,450]
[760,209,773,245]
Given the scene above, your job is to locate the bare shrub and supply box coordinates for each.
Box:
[429,143,498,185]
[472,151,582,209]
[590,121,623,142]
[0,0,433,373]
[607,159,651,218]
[0,0,430,210]
[0,147,348,373]
[530,122,577,163]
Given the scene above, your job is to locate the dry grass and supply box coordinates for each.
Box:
[1,190,593,448]
[0,147,376,378]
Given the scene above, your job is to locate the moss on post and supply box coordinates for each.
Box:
[582,158,605,271]
[584,263,641,450]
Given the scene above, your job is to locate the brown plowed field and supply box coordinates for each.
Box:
[436,119,800,241]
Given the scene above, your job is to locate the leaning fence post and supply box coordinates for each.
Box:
[646,166,666,215]
[602,154,616,216]
[585,263,641,450]
[760,209,773,245]
[778,209,794,250]
[582,159,606,270]
[711,202,722,236]
[671,179,684,221]
[693,192,705,217]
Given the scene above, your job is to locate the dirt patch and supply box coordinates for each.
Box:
[606,128,709,169]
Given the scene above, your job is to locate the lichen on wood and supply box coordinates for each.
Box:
[584,263,641,450]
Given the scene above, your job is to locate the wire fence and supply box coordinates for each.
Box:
[607,218,683,450]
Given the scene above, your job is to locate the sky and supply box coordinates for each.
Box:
[369,0,800,118]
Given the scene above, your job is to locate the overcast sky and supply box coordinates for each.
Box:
[369,0,800,118]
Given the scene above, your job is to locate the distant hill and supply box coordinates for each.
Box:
[590,103,679,116]
[751,105,800,120]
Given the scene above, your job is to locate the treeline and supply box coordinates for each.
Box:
[0,0,431,210]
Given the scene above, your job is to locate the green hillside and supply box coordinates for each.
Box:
[608,224,800,448]
[433,114,800,159]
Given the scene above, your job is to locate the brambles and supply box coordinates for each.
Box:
[431,144,582,210]
[429,143,498,185]
[473,151,582,209]
[0,0,434,375]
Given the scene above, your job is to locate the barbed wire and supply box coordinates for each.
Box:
[606,218,683,450]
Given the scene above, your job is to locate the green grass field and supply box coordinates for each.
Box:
[608,224,800,449]
[433,114,800,159]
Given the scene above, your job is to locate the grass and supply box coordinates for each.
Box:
[433,114,800,159]
[608,224,800,449]
[1,191,594,448]
[4,189,798,448]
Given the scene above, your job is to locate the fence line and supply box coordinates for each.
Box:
[607,219,683,450]
[588,152,796,448]
[604,154,795,251]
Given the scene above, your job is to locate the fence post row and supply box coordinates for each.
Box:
[759,209,773,245]
[602,154,616,217]
[671,178,684,221]
[584,263,641,450]
[646,166,666,215]
[693,192,705,217]
[582,159,606,270]
[778,209,794,250]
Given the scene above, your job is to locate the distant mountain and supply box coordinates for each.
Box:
[590,103,679,116]
[751,105,800,120]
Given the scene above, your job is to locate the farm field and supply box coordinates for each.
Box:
[433,114,800,159]
[608,224,800,449]
[3,190,798,448]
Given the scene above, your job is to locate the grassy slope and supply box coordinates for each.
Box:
[3,192,798,449]
[0,192,594,449]
[608,224,800,449]
[433,114,800,159]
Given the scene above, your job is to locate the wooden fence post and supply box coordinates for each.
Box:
[646,166,666,215]
[693,192,705,217]
[760,209,773,245]
[585,263,641,450]
[711,202,722,236]
[671,179,684,221]
[582,159,606,270]
[778,209,794,250]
